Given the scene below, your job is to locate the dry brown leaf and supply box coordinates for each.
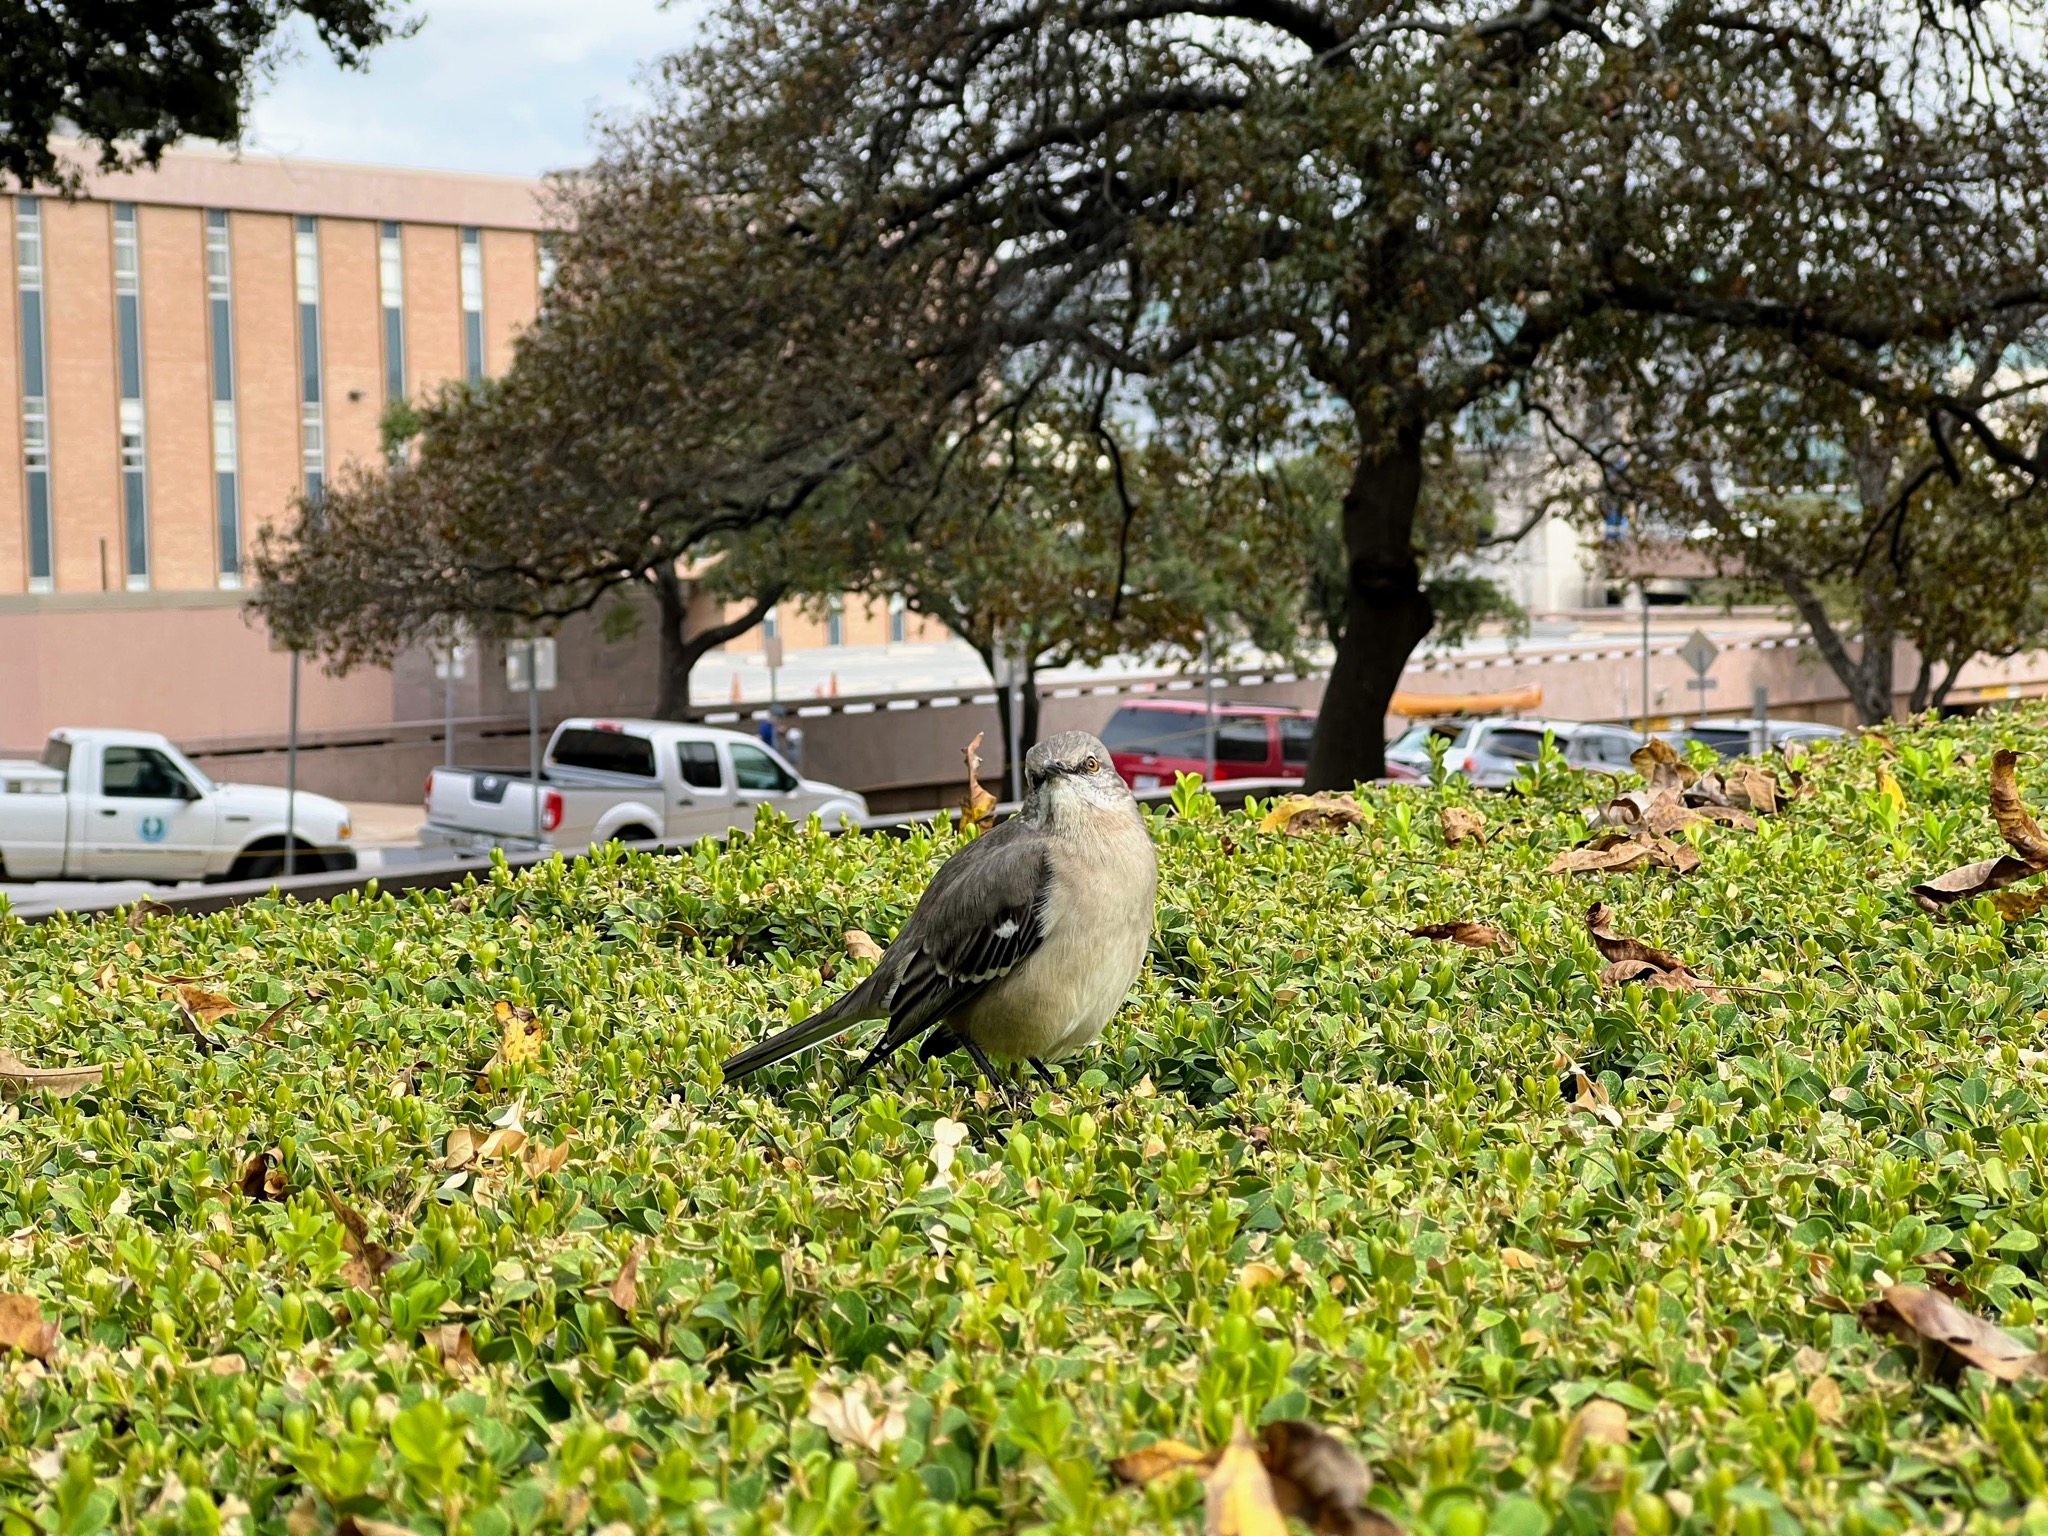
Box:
[0,1050,103,1099]
[1859,1283,2047,1385]
[1991,750,2048,864]
[322,1190,396,1290]
[1913,854,2046,910]
[1440,806,1486,846]
[1806,1375,1843,1423]
[961,733,997,832]
[0,1292,58,1359]
[422,1322,480,1375]
[475,1126,527,1165]
[237,1149,289,1201]
[1586,904,1688,972]
[1562,1399,1630,1465]
[1205,1419,1289,1536]
[1631,737,1697,790]
[610,1240,645,1313]
[93,961,119,993]
[173,985,237,1025]
[1113,1439,1217,1484]
[843,929,884,962]
[1548,832,1699,876]
[521,1136,574,1175]
[1993,888,2048,921]
[493,1000,545,1069]
[1500,1247,1542,1270]
[1565,1064,1625,1128]
[1723,763,1780,815]
[1259,793,1364,837]
[443,1127,478,1172]
[1644,798,1705,837]
[1407,921,1511,951]
[126,899,173,930]
[203,1353,247,1376]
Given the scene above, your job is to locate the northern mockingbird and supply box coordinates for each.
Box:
[719,730,1158,1097]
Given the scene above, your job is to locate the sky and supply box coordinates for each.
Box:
[241,0,716,178]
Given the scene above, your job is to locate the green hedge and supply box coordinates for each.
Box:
[4,713,2048,1535]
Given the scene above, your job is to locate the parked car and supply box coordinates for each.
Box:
[421,717,869,854]
[1385,717,1643,789]
[0,728,355,882]
[1675,718,1850,759]
[1100,699,1422,788]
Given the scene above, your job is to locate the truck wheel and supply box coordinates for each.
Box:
[612,825,658,846]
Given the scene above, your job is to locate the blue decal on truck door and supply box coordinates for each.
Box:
[138,815,168,843]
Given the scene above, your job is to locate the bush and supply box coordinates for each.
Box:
[3,713,2048,1534]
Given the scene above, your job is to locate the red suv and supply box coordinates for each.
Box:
[1100,699,1421,788]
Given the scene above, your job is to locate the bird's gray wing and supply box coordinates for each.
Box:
[719,820,1051,1083]
[855,820,1053,1061]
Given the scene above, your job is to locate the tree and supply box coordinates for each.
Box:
[660,0,2048,785]
[1539,333,2048,723]
[4,1,412,190]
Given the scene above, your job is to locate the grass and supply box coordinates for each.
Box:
[4,712,2048,1535]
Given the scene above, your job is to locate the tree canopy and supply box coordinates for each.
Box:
[3,0,411,190]
[655,0,2048,781]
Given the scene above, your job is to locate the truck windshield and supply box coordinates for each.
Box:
[39,738,71,784]
[551,728,656,778]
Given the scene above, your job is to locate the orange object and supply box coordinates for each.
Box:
[729,673,743,703]
[1389,683,1542,717]
[828,672,841,697]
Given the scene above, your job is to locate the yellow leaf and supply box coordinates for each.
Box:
[1878,766,1906,814]
[1806,1375,1843,1423]
[494,1001,545,1069]
[444,1127,478,1171]
[1562,1398,1630,1465]
[1237,1260,1284,1290]
[1204,1419,1288,1536]
[1500,1247,1542,1271]
[844,929,884,961]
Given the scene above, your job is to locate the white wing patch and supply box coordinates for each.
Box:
[993,918,1019,938]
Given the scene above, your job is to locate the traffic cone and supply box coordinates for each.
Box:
[828,672,840,697]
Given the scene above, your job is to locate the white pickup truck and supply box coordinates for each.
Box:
[422,717,869,853]
[0,728,356,882]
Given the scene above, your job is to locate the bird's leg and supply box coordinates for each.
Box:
[1028,1059,1059,1090]
[961,1038,1024,1114]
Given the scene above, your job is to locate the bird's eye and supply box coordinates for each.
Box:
[1083,756,1100,774]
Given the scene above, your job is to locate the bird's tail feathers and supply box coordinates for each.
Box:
[718,988,873,1085]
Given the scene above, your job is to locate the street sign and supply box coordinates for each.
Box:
[764,634,784,671]
[1679,628,1719,678]
[506,637,557,693]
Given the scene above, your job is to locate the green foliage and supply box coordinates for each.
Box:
[13,714,2048,1530]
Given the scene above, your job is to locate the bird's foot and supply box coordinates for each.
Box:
[962,1038,1028,1116]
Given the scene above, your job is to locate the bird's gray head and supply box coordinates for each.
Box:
[1023,730,1132,820]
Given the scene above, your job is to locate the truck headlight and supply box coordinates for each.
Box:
[337,817,353,841]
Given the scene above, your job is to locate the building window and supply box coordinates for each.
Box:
[762,604,779,640]
[826,595,845,647]
[537,233,560,294]
[889,593,906,644]
[206,210,242,586]
[294,216,325,501]
[112,203,150,588]
[378,221,405,403]
[17,197,52,591]
[460,226,484,382]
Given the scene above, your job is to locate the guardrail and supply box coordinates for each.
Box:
[4,778,1300,926]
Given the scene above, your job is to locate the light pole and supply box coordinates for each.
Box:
[285,649,300,877]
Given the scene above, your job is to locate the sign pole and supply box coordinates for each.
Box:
[1639,585,1651,736]
[285,649,300,877]
[443,641,456,768]
[527,639,541,849]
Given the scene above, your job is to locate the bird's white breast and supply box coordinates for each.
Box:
[960,806,1158,1061]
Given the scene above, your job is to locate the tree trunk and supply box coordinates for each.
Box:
[1907,652,1933,716]
[1930,655,1967,712]
[1304,425,1434,790]
[1767,563,1895,725]
[650,566,784,720]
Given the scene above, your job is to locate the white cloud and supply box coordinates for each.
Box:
[243,0,716,177]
